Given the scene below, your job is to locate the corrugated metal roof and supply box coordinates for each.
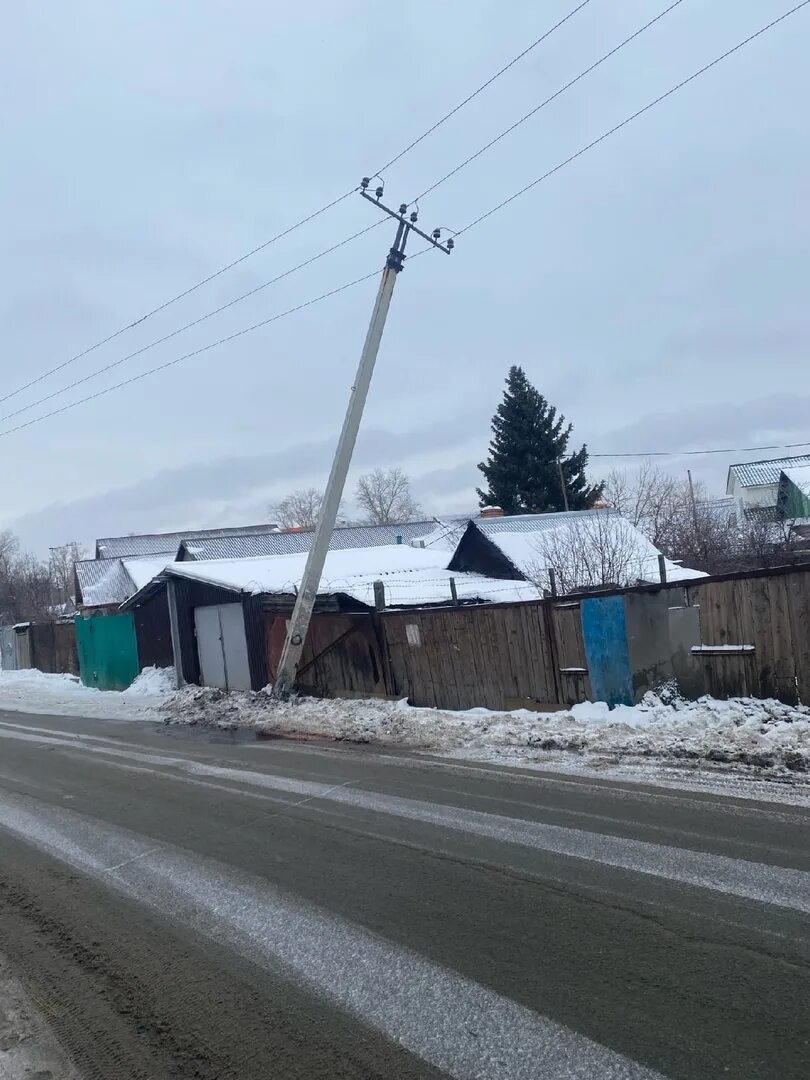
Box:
[475,509,610,537]
[179,521,440,560]
[75,553,175,607]
[727,454,810,491]
[95,523,278,559]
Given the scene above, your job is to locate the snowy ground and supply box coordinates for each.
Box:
[1,668,809,794]
[0,667,175,721]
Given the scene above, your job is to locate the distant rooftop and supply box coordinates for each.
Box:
[178,521,441,561]
[727,454,810,492]
[95,523,278,559]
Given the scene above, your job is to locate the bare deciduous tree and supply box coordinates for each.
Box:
[269,488,346,530]
[48,541,88,609]
[604,467,800,575]
[355,468,422,525]
[523,514,652,595]
[602,464,691,550]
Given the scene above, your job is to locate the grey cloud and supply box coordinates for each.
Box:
[9,412,488,552]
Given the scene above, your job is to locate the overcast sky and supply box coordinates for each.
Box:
[2,0,808,553]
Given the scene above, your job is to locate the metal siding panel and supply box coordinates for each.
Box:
[0,627,17,670]
[218,603,252,691]
[75,612,140,690]
[194,606,227,688]
[580,595,634,708]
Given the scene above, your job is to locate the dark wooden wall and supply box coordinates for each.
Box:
[381,601,584,711]
[265,613,386,698]
[133,590,173,670]
[29,622,79,675]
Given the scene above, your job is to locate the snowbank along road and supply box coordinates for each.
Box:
[0,707,807,1079]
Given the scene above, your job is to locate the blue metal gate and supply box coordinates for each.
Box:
[580,595,634,707]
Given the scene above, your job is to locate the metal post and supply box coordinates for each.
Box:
[557,459,570,512]
[166,578,185,688]
[272,182,453,698]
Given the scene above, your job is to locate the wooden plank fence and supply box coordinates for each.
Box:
[263,563,810,711]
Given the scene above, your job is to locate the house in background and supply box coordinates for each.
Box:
[447,509,705,593]
[726,454,810,518]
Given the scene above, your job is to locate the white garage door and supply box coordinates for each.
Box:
[194,603,252,691]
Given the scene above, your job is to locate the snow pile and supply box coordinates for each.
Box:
[123,665,176,697]
[163,686,810,775]
[0,667,174,720]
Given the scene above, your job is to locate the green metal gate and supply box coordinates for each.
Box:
[75,612,140,691]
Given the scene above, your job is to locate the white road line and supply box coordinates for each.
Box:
[0,726,808,913]
[0,790,662,1080]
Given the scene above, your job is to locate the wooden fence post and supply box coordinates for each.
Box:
[548,568,557,597]
[658,554,667,584]
[449,577,459,605]
[373,580,386,611]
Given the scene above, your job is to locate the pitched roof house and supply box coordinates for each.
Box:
[447,509,705,593]
[726,454,810,517]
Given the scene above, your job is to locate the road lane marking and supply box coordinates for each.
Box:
[0,725,808,913]
[0,790,663,1080]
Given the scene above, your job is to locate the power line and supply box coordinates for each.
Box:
[375,0,594,176]
[590,440,810,461]
[0,269,381,441]
[0,219,385,427]
[0,189,358,410]
[2,8,589,410]
[457,0,810,237]
[412,0,685,204]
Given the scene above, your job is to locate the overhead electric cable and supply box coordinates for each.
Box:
[456,0,810,237]
[1,4,590,407]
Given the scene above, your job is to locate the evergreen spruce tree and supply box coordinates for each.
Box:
[477,366,603,514]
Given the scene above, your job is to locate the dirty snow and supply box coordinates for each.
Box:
[163,685,810,781]
[1,666,809,792]
[0,667,174,720]
[0,950,78,1079]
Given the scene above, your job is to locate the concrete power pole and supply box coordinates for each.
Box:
[272,181,453,698]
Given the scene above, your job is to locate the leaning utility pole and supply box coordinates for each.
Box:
[272,181,453,698]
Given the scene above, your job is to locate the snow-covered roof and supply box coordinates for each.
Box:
[781,463,810,493]
[76,554,176,607]
[464,509,706,588]
[179,520,440,561]
[127,545,541,609]
[727,454,810,492]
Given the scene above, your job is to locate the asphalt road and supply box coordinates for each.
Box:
[0,709,807,1080]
